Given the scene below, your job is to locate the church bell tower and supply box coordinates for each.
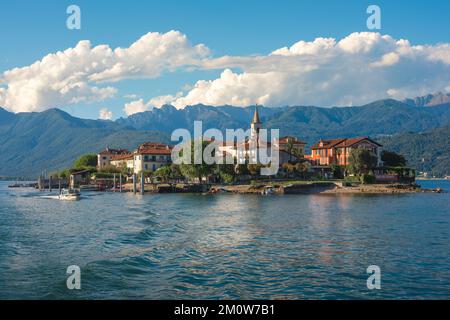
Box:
[251,106,262,140]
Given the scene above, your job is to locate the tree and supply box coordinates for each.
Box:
[285,138,294,162]
[99,164,120,173]
[381,150,406,167]
[73,154,97,170]
[154,165,172,182]
[295,161,310,178]
[179,140,215,183]
[348,148,378,175]
[143,170,153,178]
[282,163,296,178]
[215,163,236,183]
[234,163,250,175]
[330,164,344,179]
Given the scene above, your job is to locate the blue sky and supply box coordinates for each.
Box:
[1,0,450,119]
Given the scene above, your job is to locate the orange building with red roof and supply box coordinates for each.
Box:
[307,137,382,166]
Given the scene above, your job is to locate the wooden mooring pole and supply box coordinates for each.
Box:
[133,174,137,194]
[140,172,145,195]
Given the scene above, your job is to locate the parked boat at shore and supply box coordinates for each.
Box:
[58,189,81,201]
[8,182,37,188]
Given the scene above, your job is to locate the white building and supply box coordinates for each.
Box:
[110,154,134,173]
[97,147,130,170]
[218,107,306,165]
[132,142,173,174]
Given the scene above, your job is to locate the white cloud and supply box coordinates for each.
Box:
[154,32,450,108]
[124,99,152,116]
[147,93,183,108]
[89,31,210,82]
[124,94,140,99]
[370,52,400,68]
[123,92,183,115]
[0,30,209,113]
[99,107,113,120]
[2,31,450,114]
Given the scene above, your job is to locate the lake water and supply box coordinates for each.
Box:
[0,180,449,299]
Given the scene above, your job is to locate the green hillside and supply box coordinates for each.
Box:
[0,108,169,178]
[380,126,450,177]
[0,98,449,178]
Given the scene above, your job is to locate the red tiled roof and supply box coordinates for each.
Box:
[310,138,346,149]
[311,137,382,149]
[135,142,173,155]
[278,136,307,145]
[99,148,130,155]
[110,154,133,161]
[138,142,169,149]
[136,148,172,155]
[335,137,382,147]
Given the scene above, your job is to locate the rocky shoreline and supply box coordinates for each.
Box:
[105,181,444,195]
[213,182,443,195]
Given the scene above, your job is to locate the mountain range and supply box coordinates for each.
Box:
[1,97,449,178]
[403,92,450,107]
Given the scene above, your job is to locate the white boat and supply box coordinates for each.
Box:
[261,187,275,195]
[58,189,81,201]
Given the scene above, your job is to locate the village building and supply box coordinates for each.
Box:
[110,153,134,174]
[97,147,130,169]
[132,142,173,174]
[218,107,307,165]
[307,137,383,167]
[96,108,386,178]
[69,169,94,189]
[275,136,307,159]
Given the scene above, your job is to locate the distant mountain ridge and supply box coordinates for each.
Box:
[117,99,450,143]
[116,104,281,132]
[403,92,450,107]
[0,108,169,178]
[1,98,450,178]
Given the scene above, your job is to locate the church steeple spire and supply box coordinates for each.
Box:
[252,106,262,124]
[250,105,263,142]
[252,105,261,124]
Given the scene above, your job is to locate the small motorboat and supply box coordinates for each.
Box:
[58,189,81,201]
[261,187,275,195]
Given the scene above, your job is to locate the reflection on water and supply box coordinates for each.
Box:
[0,181,449,299]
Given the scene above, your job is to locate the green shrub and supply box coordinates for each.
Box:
[93,172,115,179]
[360,174,376,184]
[220,172,234,184]
[344,175,360,183]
